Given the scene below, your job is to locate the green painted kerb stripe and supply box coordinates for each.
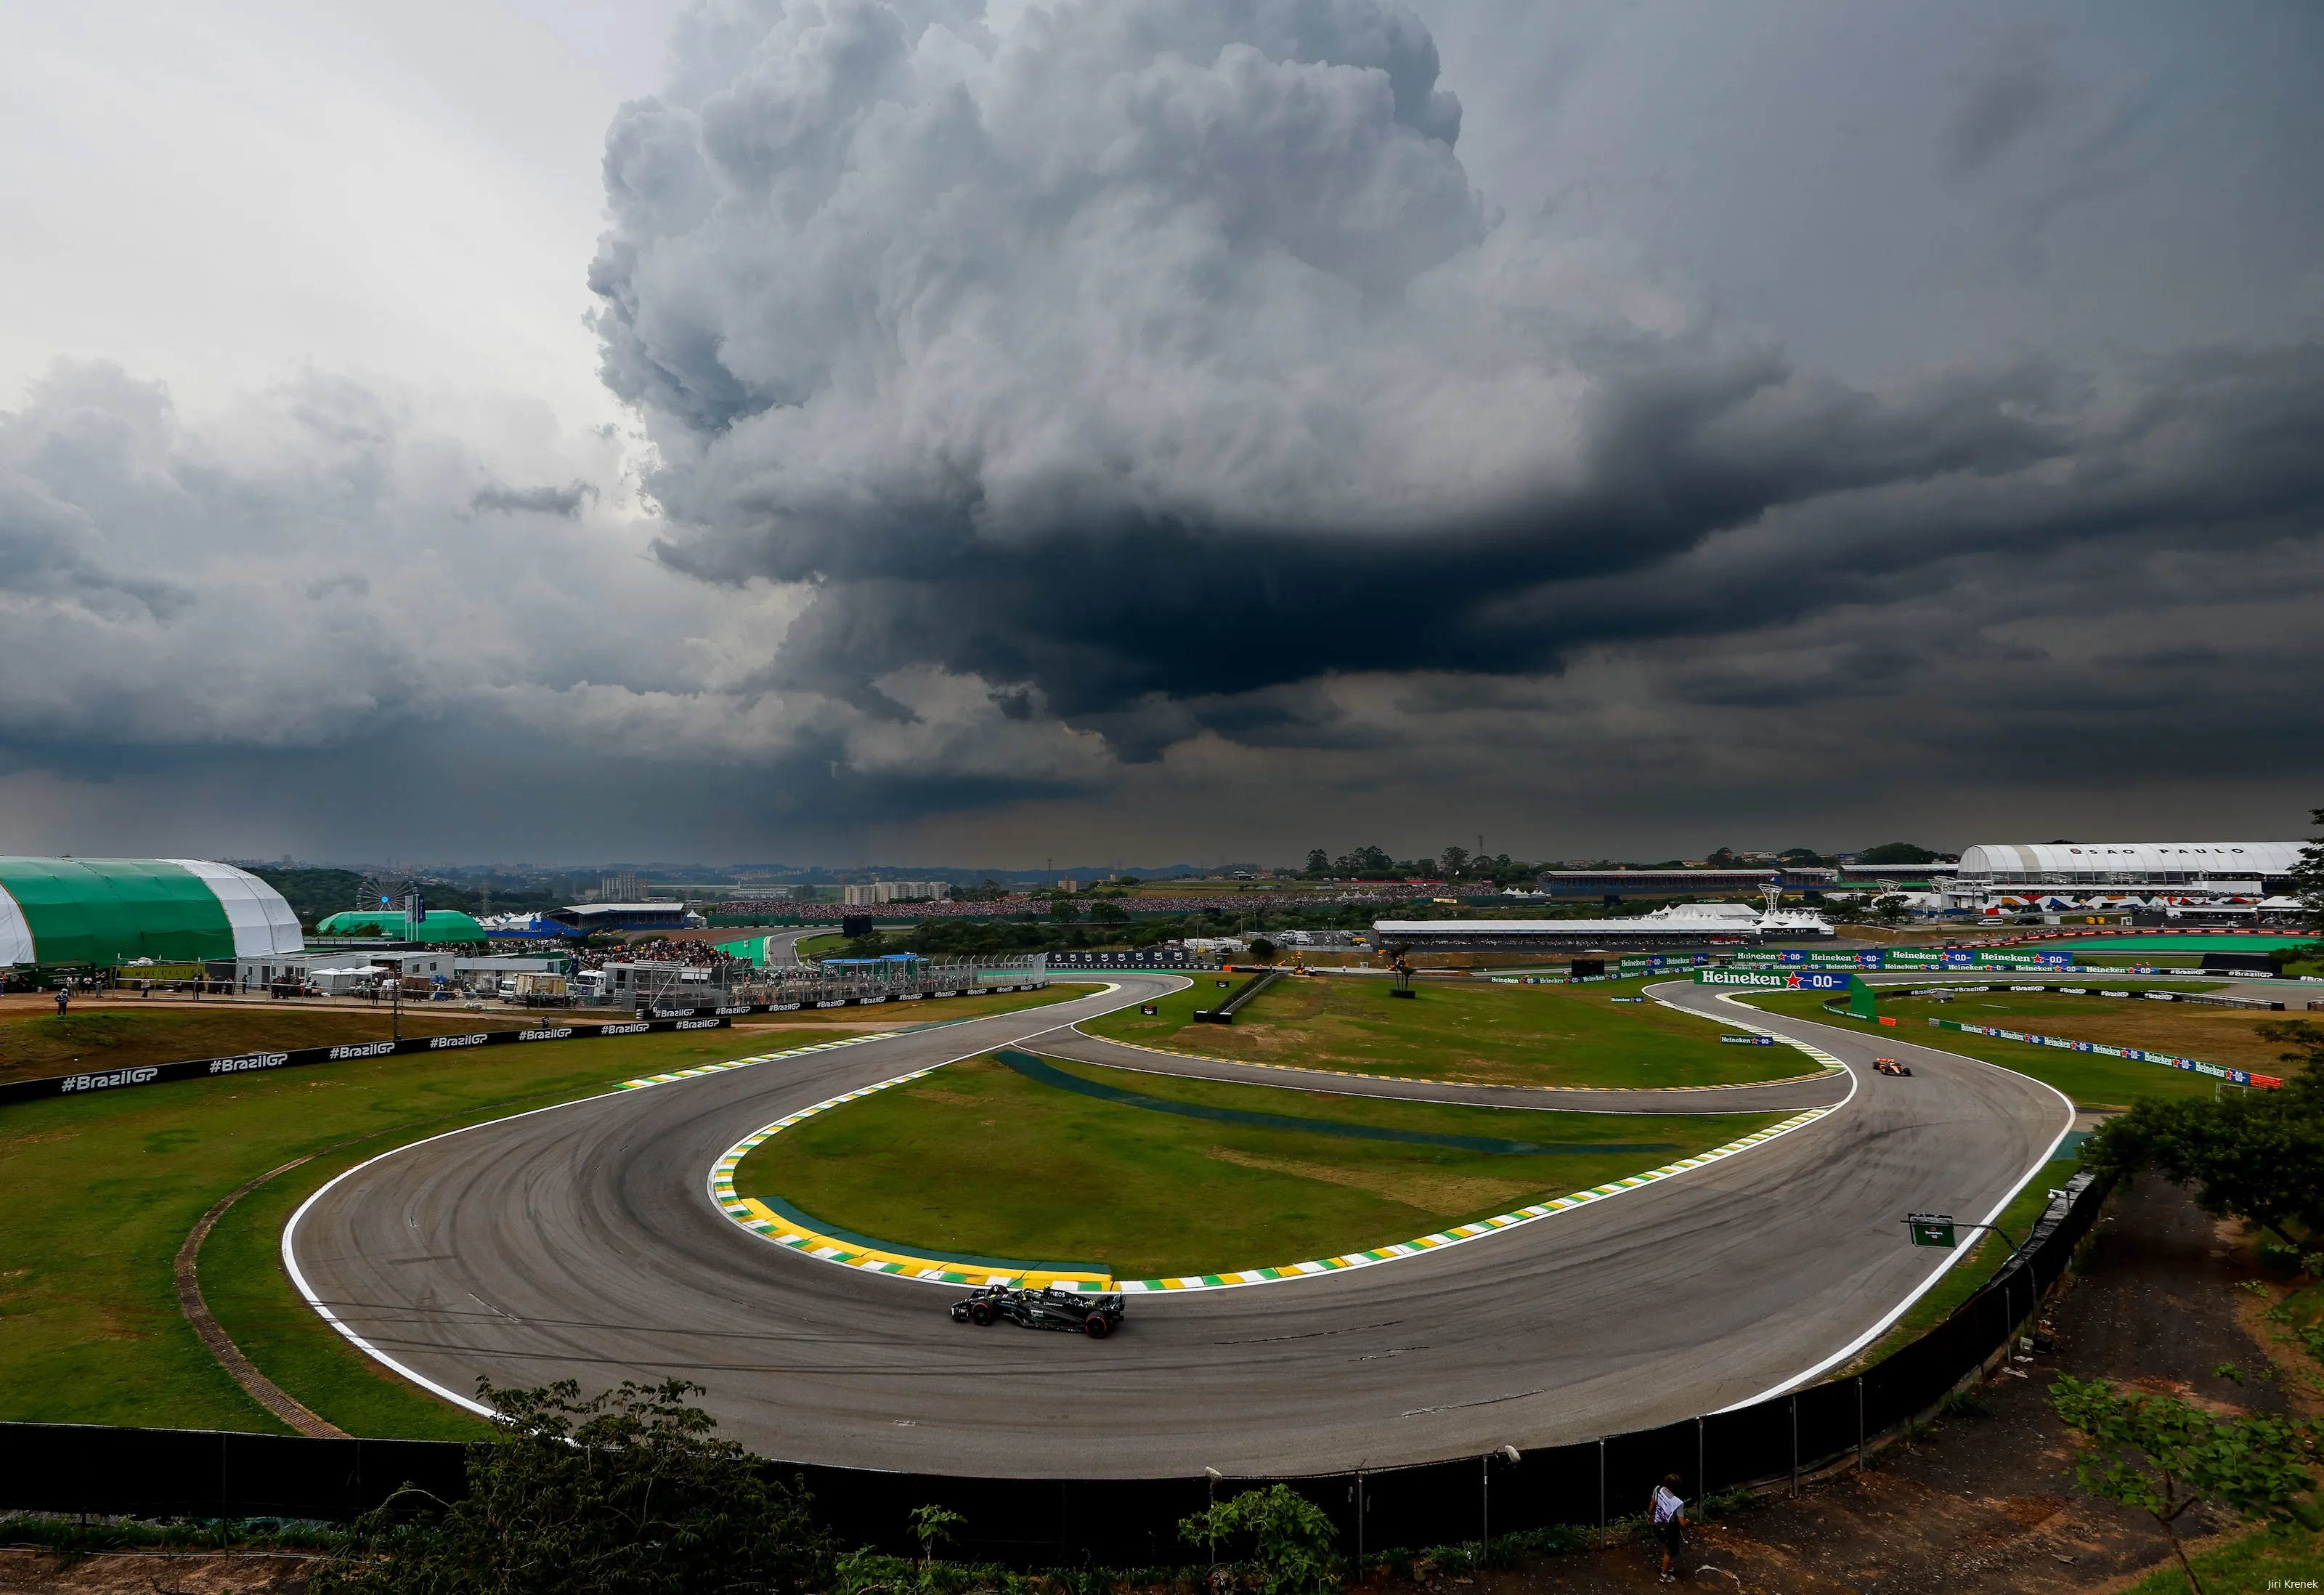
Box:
[0,858,235,966]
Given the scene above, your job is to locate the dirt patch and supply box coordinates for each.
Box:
[0,1549,316,1592]
[906,1087,983,1107]
[1202,1145,1537,1217]
[1460,1173,2315,1591]
[1896,1000,2301,1076]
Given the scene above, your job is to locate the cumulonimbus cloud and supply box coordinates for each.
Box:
[582,0,2324,765]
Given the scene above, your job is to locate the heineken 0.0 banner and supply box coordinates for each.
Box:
[1697,967,1853,991]
[1731,948,2072,971]
[1617,953,1713,973]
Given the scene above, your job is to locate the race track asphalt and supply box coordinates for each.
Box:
[285,975,2070,1477]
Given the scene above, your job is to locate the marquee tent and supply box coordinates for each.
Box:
[0,858,304,968]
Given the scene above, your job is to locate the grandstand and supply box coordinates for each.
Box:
[546,901,694,934]
[1951,841,2302,893]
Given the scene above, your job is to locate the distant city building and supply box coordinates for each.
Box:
[601,872,645,901]
[841,880,954,905]
[1054,879,1081,893]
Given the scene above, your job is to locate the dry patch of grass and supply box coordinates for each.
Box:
[1201,1145,1539,1217]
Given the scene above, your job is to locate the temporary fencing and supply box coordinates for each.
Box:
[0,1175,2108,1561]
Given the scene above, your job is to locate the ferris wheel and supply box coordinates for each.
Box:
[356,872,418,917]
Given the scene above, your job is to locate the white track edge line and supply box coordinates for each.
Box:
[712,988,1851,1294]
[279,981,1150,1419]
[1702,989,2077,1408]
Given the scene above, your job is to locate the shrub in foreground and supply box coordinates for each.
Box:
[312,1379,830,1595]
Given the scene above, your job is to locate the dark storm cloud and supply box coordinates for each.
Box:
[590,0,2324,775]
[471,479,597,516]
[16,0,2320,863]
[1948,30,2065,174]
[1,364,195,621]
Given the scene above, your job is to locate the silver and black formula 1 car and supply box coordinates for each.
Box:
[949,1283,1125,1339]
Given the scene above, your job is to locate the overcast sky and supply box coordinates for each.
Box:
[4,0,2320,868]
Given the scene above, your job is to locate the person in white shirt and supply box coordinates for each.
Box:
[1649,1473,1688,1583]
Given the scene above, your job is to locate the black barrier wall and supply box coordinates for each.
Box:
[0,1015,732,1108]
[0,1175,2108,1559]
[0,983,1053,1109]
[0,1424,466,1522]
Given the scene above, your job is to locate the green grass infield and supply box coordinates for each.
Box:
[734,1050,1788,1281]
[0,983,1001,1440]
[1077,973,1821,1089]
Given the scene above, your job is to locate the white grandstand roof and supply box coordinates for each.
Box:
[1957,841,2303,876]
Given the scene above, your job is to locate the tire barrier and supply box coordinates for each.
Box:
[1047,951,1221,971]
[0,1177,2108,1562]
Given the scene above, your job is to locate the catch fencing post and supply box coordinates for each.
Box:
[1789,1395,1799,1496]
[1856,1376,1866,1471]
[1597,1437,1606,1548]
[1480,1453,1488,1554]
[1354,1469,1363,1567]
[1697,1416,1705,1502]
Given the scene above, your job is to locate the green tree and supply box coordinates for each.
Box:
[312,1379,829,1595]
[1249,937,1278,963]
[2049,1376,2316,1594]
[2260,1020,2324,1076]
[1179,1485,1338,1595]
[1050,896,1081,923]
[2084,1055,2324,1247]
[2294,806,2324,937]
[906,1504,963,1570]
[1854,841,1939,866]
[1872,893,1912,927]
[1302,848,1330,877]
[1089,901,1129,925]
[1439,845,1471,877]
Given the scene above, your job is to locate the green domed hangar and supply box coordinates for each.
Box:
[0,858,304,970]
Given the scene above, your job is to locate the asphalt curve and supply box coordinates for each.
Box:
[285,975,2069,1477]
